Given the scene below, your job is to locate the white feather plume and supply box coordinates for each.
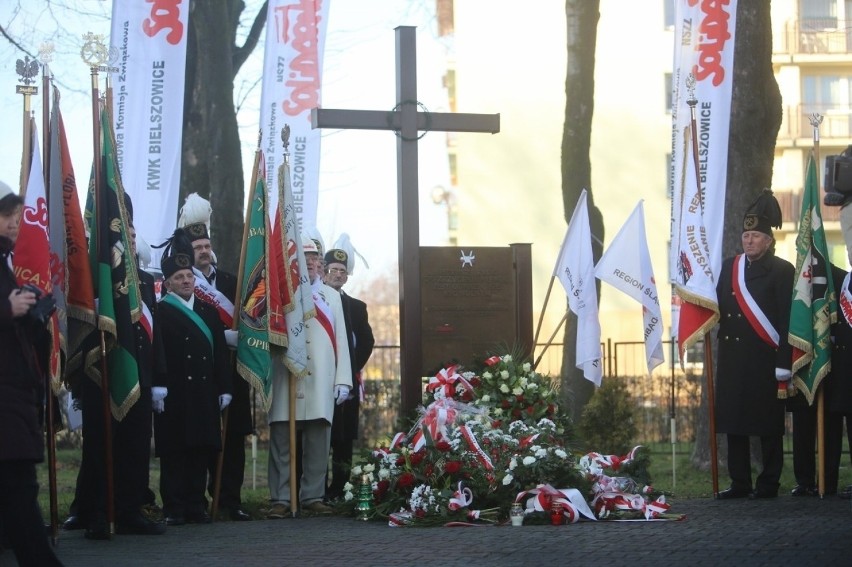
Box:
[177,193,212,230]
[331,232,369,275]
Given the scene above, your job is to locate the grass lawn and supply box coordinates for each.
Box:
[36,441,851,522]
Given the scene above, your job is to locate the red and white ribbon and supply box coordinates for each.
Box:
[515,484,596,523]
[460,424,493,471]
[448,482,473,511]
[426,365,473,399]
[731,254,780,348]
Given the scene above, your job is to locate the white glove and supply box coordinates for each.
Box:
[224,329,238,349]
[334,385,350,405]
[219,393,232,410]
[775,368,792,381]
[152,387,168,413]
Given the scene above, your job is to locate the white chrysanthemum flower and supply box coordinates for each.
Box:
[499,383,510,394]
[480,394,491,403]
[500,370,510,379]
[522,362,531,372]
[344,492,354,502]
[522,456,536,466]
[535,448,548,458]
[503,355,513,363]
[512,387,524,396]
[343,482,354,492]
[537,418,556,429]
[519,377,528,388]
[494,408,504,416]
[509,457,518,470]
[526,383,539,391]
[555,448,568,459]
[363,463,375,473]
[530,445,541,452]
[379,468,390,479]
[502,473,514,485]
[483,371,493,379]
[352,465,363,476]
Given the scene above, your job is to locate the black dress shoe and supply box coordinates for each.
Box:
[749,489,778,499]
[185,511,211,524]
[790,484,817,497]
[62,515,86,531]
[164,516,185,526]
[717,487,750,500]
[116,512,166,535]
[229,509,252,521]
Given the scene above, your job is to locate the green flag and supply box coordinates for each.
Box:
[83,105,142,420]
[788,154,837,405]
[236,151,273,410]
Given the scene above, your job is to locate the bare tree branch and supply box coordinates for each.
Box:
[0,23,38,59]
[232,0,267,77]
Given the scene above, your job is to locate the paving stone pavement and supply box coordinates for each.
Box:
[2,495,850,566]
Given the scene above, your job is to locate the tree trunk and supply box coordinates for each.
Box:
[691,1,782,469]
[180,0,266,275]
[560,0,603,422]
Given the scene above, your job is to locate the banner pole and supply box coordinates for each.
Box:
[809,113,826,498]
[212,132,261,520]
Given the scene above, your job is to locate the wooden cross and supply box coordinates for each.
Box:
[311,26,500,415]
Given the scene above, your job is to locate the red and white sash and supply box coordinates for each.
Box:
[839,272,852,327]
[731,254,779,348]
[140,301,154,343]
[193,268,235,327]
[313,287,337,363]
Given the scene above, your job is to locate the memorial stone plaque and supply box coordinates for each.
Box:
[420,246,531,374]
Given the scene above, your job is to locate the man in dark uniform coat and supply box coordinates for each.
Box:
[64,209,166,537]
[715,190,794,500]
[323,246,375,499]
[153,237,232,525]
[180,213,253,522]
[825,264,852,497]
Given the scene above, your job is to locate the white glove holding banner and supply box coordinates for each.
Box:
[334,385,350,405]
[775,368,792,381]
[152,387,168,413]
[219,393,232,410]
[224,329,238,349]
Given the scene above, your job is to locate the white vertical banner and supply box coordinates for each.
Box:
[554,189,603,386]
[595,202,665,374]
[668,0,738,282]
[260,0,330,228]
[110,0,190,262]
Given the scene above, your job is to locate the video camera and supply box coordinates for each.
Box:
[20,283,57,326]
[823,145,852,206]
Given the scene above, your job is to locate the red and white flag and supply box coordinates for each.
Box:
[554,190,602,386]
[268,147,315,378]
[110,0,190,261]
[15,123,61,386]
[595,201,664,373]
[260,0,330,228]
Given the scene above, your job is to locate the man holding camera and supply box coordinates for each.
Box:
[0,181,63,565]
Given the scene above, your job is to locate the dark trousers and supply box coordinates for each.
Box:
[160,446,211,518]
[0,461,63,567]
[71,378,153,523]
[825,413,851,494]
[328,438,353,496]
[726,433,783,494]
[207,429,246,512]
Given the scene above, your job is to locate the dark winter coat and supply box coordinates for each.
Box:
[827,265,852,415]
[0,236,47,463]
[153,294,232,454]
[715,251,794,436]
[331,291,375,442]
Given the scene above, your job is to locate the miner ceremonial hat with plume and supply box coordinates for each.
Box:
[156,228,195,280]
[177,192,212,242]
[323,233,369,275]
[742,188,783,238]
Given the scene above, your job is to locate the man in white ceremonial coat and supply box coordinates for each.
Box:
[266,236,351,517]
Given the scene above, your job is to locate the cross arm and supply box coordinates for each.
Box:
[312,107,500,134]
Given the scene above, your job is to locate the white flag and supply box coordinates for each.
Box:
[110,0,190,264]
[259,0,330,228]
[595,201,664,373]
[554,190,602,385]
